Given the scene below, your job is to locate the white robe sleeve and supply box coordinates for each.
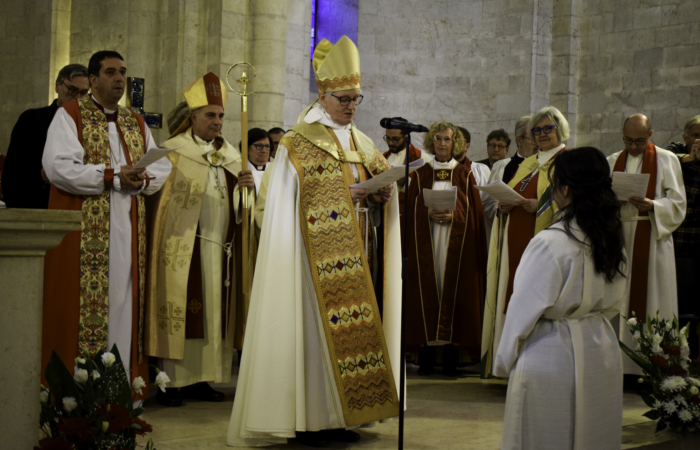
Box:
[649,149,686,240]
[493,235,563,377]
[141,126,172,195]
[42,108,107,195]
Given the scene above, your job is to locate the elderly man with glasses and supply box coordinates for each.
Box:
[607,114,687,376]
[478,128,511,170]
[2,63,89,208]
[481,106,570,379]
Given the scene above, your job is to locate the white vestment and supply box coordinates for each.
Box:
[161,134,237,387]
[42,106,171,377]
[227,106,402,446]
[386,148,434,168]
[495,222,626,450]
[430,158,459,293]
[607,146,686,374]
[250,162,269,194]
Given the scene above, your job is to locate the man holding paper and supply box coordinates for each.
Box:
[40,50,172,391]
[227,36,401,447]
[607,114,686,375]
[144,72,256,406]
[405,120,487,376]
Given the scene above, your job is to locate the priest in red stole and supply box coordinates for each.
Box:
[405,120,488,376]
[481,106,569,378]
[608,114,686,375]
[40,51,172,392]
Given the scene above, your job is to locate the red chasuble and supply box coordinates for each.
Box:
[612,141,657,320]
[41,98,149,397]
[405,159,487,357]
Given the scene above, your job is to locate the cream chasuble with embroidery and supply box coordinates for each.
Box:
[227,104,403,446]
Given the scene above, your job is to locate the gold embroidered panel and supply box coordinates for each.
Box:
[286,132,399,426]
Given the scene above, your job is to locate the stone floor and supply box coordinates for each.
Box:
[137,363,699,450]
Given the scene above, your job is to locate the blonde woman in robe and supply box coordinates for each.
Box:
[494,147,627,450]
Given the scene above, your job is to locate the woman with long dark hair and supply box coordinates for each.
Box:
[494,147,627,450]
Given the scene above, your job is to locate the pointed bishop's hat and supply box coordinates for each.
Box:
[313,35,361,93]
[170,72,228,138]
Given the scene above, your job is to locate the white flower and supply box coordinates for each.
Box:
[651,333,664,354]
[678,409,693,422]
[63,397,77,413]
[689,386,699,396]
[155,371,170,393]
[665,321,673,331]
[92,370,101,380]
[40,391,49,404]
[680,324,689,337]
[74,357,86,365]
[628,317,638,327]
[661,376,688,392]
[663,401,678,414]
[633,331,641,341]
[101,352,116,368]
[687,377,700,387]
[132,376,147,395]
[653,400,663,409]
[635,342,642,351]
[674,395,688,406]
[73,368,89,384]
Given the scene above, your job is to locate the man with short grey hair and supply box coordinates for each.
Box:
[2,63,89,208]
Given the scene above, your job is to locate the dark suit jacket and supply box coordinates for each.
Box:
[2,100,58,208]
[502,153,525,183]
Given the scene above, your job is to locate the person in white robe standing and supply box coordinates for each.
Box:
[607,114,686,376]
[495,147,628,450]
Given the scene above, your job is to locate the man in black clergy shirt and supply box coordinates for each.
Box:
[2,64,89,209]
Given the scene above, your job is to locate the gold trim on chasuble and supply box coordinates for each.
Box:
[284,132,399,425]
[78,97,147,358]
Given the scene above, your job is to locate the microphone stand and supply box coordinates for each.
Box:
[398,131,411,450]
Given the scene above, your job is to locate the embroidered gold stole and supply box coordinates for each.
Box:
[282,126,400,426]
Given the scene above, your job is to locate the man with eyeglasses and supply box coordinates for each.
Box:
[2,64,89,209]
[478,129,511,170]
[145,72,254,407]
[607,114,687,376]
[228,36,401,448]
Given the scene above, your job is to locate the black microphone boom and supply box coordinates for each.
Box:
[380,118,429,133]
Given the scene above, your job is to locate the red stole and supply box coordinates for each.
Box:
[504,173,539,312]
[405,161,487,356]
[613,141,657,320]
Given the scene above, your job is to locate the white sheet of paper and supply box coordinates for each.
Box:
[133,145,183,169]
[423,186,458,211]
[612,172,650,201]
[350,158,425,193]
[475,180,526,205]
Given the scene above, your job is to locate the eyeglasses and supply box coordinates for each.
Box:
[531,125,557,136]
[622,137,649,146]
[250,143,270,152]
[434,137,453,144]
[60,80,89,98]
[330,93,364,106]
[487,143,508,150]
[383,135,404,144]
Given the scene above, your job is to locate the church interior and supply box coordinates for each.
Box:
[2,0,700,449]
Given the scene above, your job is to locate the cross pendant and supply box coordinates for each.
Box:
[214,179,226,199]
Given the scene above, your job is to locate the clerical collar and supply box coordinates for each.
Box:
[91,95,117,122]
[390,146,406,155]
[250,162,267,171]
[537,143,565,165]
[434,157,453,164]
[305,102,351,131]
[192,131,215,148]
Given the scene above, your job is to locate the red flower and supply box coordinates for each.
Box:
[56,417,95,443]
[667,364,687,376]
[661,345,681,356]
[690,396,700,406]
[131,416,153,436]
[96,403,132,434]
[649,355,669,368]
[34,437,74,450]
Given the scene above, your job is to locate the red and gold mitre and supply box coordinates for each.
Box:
[313,36,361,92]
[171,72,228,137]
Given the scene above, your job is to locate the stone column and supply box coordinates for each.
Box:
[0,209,82,449]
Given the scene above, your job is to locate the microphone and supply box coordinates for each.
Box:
[380,118,429,133]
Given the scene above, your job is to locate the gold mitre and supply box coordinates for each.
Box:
[170,72,228,137]
[313,36,361,92]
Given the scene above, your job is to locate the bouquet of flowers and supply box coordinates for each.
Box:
[36,345,170,450]
[621,311,700,433]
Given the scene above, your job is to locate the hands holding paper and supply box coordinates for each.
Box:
[498,199,537,214]
[351,184,393,203]
[430,209,452,224]
[628,196,654,213]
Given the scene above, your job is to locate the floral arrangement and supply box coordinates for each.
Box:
[36,345,170,450]
[621,312,700,433]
